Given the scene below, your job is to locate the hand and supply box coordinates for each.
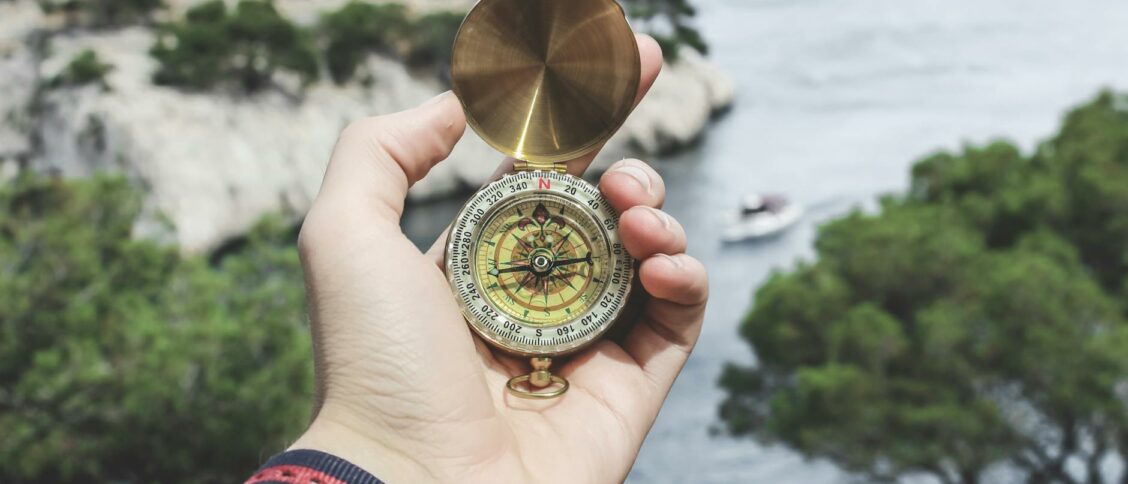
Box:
[290,35,708,484]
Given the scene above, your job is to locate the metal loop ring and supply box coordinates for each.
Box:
[506,374,569,399]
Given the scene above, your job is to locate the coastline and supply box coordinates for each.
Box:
[0,0,733,253]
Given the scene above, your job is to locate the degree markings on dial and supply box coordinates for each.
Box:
[482,196,605,321]
[450,171,633,352]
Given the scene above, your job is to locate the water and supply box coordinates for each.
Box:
[401,0,1128,482]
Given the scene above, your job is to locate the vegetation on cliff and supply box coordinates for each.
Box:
[0,174,312,482]
[719,91,1128,484]
[38,0,163,28]
[625,0,708,59]
[318,2,462,85]
[47,49,113,90]
[143,0,707,93]
[150,0,318,92]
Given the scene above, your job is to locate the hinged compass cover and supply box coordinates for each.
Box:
[450,0,641,163]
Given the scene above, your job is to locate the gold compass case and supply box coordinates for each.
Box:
[450,0,640,162]
[443,0,641,398]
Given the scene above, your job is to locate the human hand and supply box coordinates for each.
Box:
[290,35,708,484]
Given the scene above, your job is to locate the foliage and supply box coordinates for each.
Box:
[404,11,464,70]
[47,49,113,90]
[319,1,408,84]
[719,91,1128,484]
[151,0,318,93]
[318,2,463,85]
[0,173,313,482]
[147,0,709,90]
[38,0,163,28]
[623,0,708,60]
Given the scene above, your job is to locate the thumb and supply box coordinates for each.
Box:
[313,91,466,222]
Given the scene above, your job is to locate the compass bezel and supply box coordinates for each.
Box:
[445,171,635,357]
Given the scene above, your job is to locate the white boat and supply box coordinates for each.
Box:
[722,194,804,242]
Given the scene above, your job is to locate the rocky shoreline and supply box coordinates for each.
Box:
[0,0,733,253]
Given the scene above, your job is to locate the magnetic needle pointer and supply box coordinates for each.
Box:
[444,0,640,399]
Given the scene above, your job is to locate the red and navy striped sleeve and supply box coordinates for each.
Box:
[245,449,385,484]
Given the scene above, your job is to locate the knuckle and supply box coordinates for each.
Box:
[296,219,321,258]
[296,208,336,258]
[338,116,377,145]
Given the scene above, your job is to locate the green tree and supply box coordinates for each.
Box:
[0,173,313,482]
[623,0,708,59]
[319,1,408,84]
[47,49,113,90]
[151,0,318,93]
[405,11,464,71]
[39,0,163,28]
[317,2,462,85]
[720,91,1128,484]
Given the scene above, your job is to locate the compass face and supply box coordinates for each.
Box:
[475,196,607,326]
[446,171,634,356]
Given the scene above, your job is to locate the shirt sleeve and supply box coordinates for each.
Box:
[245,449,385,484]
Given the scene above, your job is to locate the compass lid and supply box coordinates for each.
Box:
[450,0,641,163]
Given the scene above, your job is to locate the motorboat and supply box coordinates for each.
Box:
[722,194,804,242]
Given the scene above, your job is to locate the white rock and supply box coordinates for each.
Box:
[0,1,43,163]
[6,1,733,253]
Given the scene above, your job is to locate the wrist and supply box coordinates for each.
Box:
[248,449,384,484]
[289,408,433,484]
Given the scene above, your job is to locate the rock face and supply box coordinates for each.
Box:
[1,0,733,253]
[0,1,42,176]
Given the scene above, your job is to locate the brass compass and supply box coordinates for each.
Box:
[444,0,640,399]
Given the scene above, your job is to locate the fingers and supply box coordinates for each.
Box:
[624,253,708,388]
[619,206,686,259]
[600,159,666,212]
[606,175,707,397]
[554,255,705,449]
[314,91,466,224]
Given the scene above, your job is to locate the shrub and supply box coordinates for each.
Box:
[0,173,313,482]
[151,0,318,93]
[623,0,708,60]
[318,2,465,85]
[38,0,163,28]
[319,1,408,84]
[48,49,113,90]
[405,11,463,69]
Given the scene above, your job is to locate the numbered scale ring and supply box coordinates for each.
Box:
[446,171,634,355]
[444,0,641,399]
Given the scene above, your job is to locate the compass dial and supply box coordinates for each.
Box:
[446,171,634,357]
[476,196,607,326]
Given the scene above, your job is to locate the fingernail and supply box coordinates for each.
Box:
[612,161,652,195]
[646,206,671,230]
[657,253,684,269]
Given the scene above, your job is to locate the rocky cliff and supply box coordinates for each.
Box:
[0,0,733,253]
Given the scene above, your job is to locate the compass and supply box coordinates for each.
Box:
[444,0,639,399]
